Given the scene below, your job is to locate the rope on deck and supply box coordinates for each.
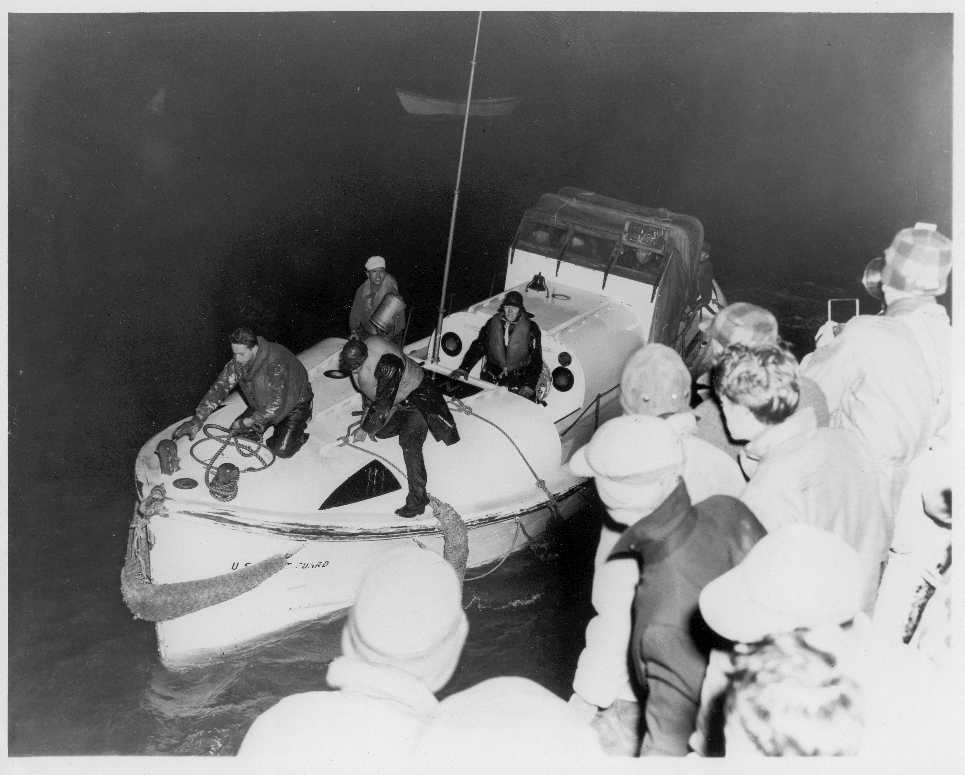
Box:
[446,396,561,520]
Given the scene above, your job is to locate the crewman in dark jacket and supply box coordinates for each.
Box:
[569,414,765,756]
[340,336,460,518]
[451,290,543,401]
[174,327,313,458]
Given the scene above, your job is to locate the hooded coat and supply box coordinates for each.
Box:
[238,655,438,765]
[801,297,950,523]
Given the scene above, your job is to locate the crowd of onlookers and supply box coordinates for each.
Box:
[237,222,953,767]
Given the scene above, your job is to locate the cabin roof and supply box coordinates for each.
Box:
[520,187,704,269]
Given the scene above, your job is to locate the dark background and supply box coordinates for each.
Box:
[7,12,952,755]
[9,12,952,489]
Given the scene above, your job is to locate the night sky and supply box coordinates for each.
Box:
[8,11,952,491]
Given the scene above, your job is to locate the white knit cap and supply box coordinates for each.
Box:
[364,255,387,271]
[341,547,467,692]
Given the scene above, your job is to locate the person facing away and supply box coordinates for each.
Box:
[721,628,866,757]
[568,344,745,756]
[238,547,468,767]
[451,290,543,401]
[339,335,459,518]
[240,547,607,771]
[348,255,407,344]
[694,524,868,756]
[801,222,952,531]
[702,524,955,760]
[173,326,313,459]
[569,414,766,756]
[714,343,889,615]
[689,302,830,463]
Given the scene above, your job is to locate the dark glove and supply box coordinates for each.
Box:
[173,418,201,441]
[229,417,259,436]
[451,369,469,380]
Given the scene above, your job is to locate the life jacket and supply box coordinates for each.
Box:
[485,313,533,373]
[355,335,424,405]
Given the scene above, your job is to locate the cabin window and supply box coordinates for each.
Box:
[516,220,569,258]
[613,244,667,285]
[561,231,618,272]
[319,461,401,510]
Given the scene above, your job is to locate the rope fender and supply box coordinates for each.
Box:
[120,485,291,622]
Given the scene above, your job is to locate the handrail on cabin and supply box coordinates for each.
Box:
[559,384,620,438]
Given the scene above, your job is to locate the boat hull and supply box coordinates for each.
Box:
[147,484,587,667]
[396,88,520,117]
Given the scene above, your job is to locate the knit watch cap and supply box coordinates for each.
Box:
[341,547,468,691]
[881,222,952,296]
[502,290,524,308]
[699,524,863,644]
[365,255,387,271]
[707,302,780,348]
[620,344,692,416]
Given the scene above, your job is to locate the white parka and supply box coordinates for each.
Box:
[801,297,950,523]
[238,655,438,768]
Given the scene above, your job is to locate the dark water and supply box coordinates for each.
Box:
[8,12,951,756]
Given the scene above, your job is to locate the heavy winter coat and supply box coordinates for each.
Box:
[572,413,745,711]
[193,336,312,429]
[609,482,765,756]
[238,655,438,765]
[801,297,950,520]
[739,407,889,615]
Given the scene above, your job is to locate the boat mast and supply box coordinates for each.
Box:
[431,11,483,364]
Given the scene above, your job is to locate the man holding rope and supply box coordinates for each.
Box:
[339,335,460,518]
[174,327,313,459]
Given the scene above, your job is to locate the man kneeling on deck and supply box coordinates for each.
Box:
[173,326,313,459]
[340,335,460,518]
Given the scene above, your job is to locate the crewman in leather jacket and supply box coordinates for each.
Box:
[340,336,460,518]
[174,327,313,459]
[451,291,543,401]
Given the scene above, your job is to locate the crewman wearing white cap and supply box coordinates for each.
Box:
[568,345,746,756]
[567,415,765,757]
[349,255,407,343]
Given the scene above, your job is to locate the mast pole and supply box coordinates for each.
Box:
[431,11,483,364]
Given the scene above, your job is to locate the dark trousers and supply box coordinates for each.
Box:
[238,395,313,459]
[375,405,429,507]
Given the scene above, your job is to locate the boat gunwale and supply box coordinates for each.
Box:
[160,480,587,541]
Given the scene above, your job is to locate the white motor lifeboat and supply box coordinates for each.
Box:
[127,189,723,667]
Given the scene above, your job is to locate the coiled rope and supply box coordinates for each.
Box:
[189,424,276,501]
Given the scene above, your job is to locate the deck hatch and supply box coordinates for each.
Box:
[319,461,402,510]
